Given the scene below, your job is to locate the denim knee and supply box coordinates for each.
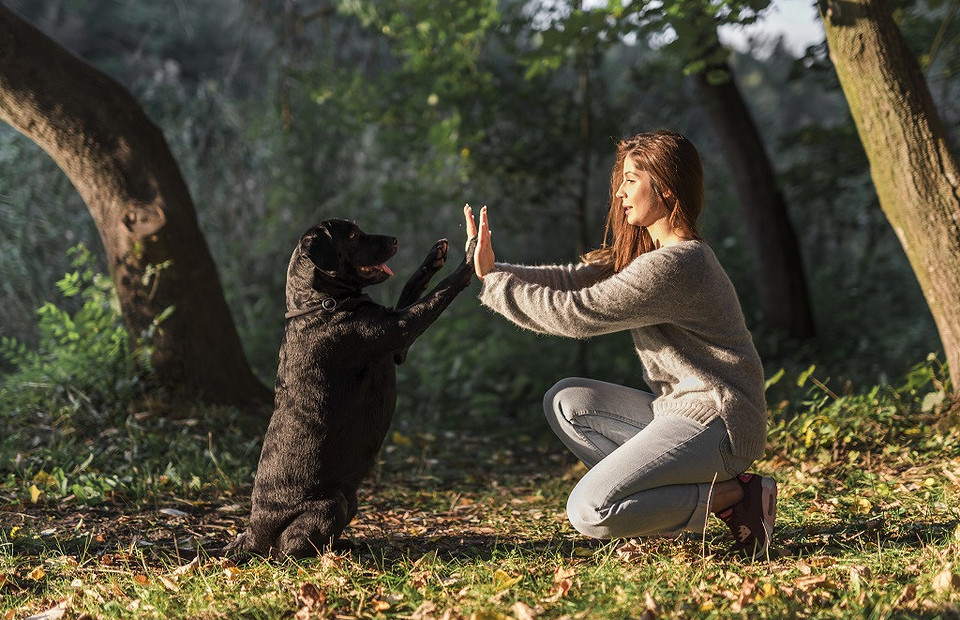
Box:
[542,377,580,426]
[565,482,614,539]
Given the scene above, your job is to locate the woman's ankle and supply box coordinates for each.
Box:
[710,478,745,514]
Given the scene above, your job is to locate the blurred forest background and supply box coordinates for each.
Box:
[0,0,958,423]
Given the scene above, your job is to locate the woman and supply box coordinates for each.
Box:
[463,130,776,559]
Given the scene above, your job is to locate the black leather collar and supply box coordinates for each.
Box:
[284,294,371,319]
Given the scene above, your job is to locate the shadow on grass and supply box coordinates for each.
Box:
[5,502,958,569]
[773,516,960,559]
[352,531,606,563]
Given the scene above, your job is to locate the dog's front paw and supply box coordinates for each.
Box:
[423,239,448,271]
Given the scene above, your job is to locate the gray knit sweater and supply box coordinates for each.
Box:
[478,241,767,460]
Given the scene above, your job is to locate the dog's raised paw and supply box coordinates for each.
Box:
[427,239,448,269]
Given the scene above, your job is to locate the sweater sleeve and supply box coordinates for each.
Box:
[492,261,609,291]
[480,248,703,339]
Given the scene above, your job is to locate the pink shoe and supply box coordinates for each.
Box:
[717,473,777,560]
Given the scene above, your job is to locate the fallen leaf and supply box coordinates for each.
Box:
[542,577,573,603]
[932,567,960,593]
[33,471,56,486]
[411,600,437,620]
[159,507,190,517]
[793,574,831,592]
[159,575,180,592]
[294,607,311,620]
[133,574,149,586]
[730,576,758,613]
[298,582,327,612]
[24,597,70,620]
[511,601,540,620]
[896,583,917,606]
[223,566,243,582]
[173,556,199,576]
[27,566,46,581]
[615,540,645,562]
[409,570,431,589]
[29,484,41,504]
[493,569,523,590]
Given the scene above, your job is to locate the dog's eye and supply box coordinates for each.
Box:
[349,231,357,240]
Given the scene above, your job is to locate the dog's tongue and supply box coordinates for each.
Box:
[381,263,393,277]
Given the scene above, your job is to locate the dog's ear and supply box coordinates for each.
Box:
[307,226,339,272]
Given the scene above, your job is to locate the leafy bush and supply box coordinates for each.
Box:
[0,244,157,441]
[767,354,955,466]
[0,243,150,414]
[0,245,262,505]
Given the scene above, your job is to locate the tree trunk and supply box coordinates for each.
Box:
[693,61,816,340]
[0,6,271,407]
[819,0,960,378]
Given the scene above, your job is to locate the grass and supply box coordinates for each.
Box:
[3,362,960,619]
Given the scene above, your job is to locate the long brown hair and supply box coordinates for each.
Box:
[583,130,704,273]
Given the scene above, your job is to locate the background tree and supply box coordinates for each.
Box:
[0,5,269,405]
[1,0,954,418]
[819,0,960,378]
[633,0,816,339]
[523,0,815,339]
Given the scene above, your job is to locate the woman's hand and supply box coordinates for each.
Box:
[463,204,495,280]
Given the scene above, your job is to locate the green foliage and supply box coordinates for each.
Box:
[0,243,149,413]
[1,0,955,402]
[768,354,954,463]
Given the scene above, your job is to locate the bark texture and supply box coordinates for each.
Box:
[694,61,816,340]
[0,6,270,406]
[820,0,960,377]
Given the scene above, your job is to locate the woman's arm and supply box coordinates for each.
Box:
[493,262,608,291]
[463,205,606,290]
[479,248,704,339]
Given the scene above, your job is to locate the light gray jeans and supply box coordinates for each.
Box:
[544,377,752,539]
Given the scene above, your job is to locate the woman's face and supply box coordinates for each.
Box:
[617,157,669,228]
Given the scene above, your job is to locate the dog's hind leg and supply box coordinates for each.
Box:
[276,489,355,558]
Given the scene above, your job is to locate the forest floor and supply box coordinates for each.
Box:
[3,379,960,619]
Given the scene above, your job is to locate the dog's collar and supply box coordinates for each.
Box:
[284,294,371,319]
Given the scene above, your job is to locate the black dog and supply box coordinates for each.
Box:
[226,219,475,559]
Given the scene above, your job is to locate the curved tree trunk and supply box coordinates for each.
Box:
[819,0,960,378]
[0,6,270,406]
[693,60,816,340]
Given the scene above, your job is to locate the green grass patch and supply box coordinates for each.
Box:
[4,253,960,617]
[3,359,960,619]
